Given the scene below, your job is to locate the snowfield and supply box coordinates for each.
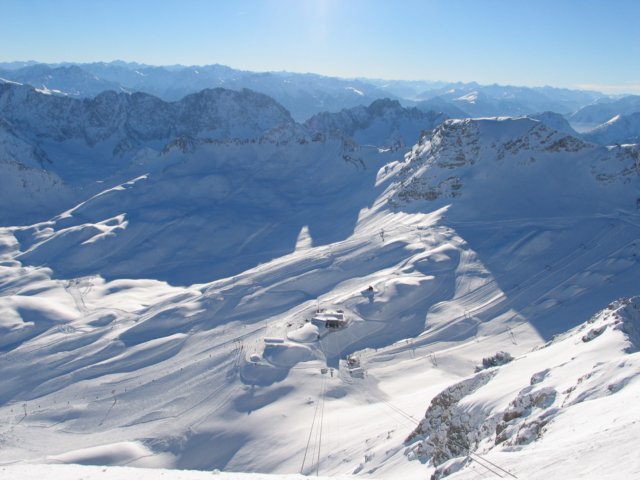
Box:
[0,464,346,480]
[0,85,639,479]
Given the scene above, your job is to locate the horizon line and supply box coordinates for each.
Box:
[2,58,635,96]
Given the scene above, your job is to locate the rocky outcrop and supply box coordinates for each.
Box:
[0,83,298,150]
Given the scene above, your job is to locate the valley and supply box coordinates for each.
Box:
[0,71,639,479]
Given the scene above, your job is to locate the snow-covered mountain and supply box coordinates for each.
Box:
[0,83,297,148]
[0,61,610,121]
[415,83,605,117]
[0,115,75,225]
[1,83,639,480]
[415,96,470,119]
[0,64,124,97]
[405,296,640,480]
[305,99,447,149]
[527,111,579,136]
[1,85,452,282]
[451,90,530,118]
[384,117,638,218]
[569,95,640,130]
[0,63,396,122]
[583,112,640,146]
[0,83,305,227]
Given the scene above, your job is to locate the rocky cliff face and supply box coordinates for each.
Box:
[305,98,446,149]
[0,85,452,227]
[0,84,309,225]
[405,297,640,479]
[0,83,298,148]
[383,117,639,219]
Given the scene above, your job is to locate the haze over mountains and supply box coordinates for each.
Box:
[0,60,621,120]
[1,61,640,480]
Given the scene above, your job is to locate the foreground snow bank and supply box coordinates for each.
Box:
[0,464,347,480]
[405,297,640,479]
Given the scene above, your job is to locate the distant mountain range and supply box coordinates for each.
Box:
[0,62,397,122]
[569,95,640,127]
[0,60,619,121]
[4,61,640,147]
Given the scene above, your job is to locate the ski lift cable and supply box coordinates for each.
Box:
[468,452,517,479]
[466,454,505,478]
[377,397,419,426]
[363,384,517,479]
[367,217,622,363]
[304,390,320,475]
[301,377,324,474]
[316,377,326,476]
[365,392,417,430]
[313,340,332,476]
[311,380,323,474]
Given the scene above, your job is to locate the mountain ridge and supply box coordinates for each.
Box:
[1,74,639,479]
[0,61,613,121]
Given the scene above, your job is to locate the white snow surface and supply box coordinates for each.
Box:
[0,90,639,480]
[583,111,640,145]
[0,464,345,480]
[405,296,640,480]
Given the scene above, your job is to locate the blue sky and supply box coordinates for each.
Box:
[2,0,639,93]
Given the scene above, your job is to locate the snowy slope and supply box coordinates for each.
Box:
[583,112,640,146]
[0,108,639,480]
[528,111,579,136]
[405,297,640,479]
[0,64,123,97]
[415,96,469,119]
[0,84,303,225]
[0,83,297,148]
[569,95,640,127]
[382,117,639,219]
[416,83,604,117]
[305,99,447,150]
[0,118,74,225]
[1,87,454,283]
[0,464,346,480]
[12,139,394,284]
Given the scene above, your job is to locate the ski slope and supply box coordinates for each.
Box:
[0,115,639,479]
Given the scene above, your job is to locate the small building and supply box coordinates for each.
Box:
[343,355,364,378]
[311,309,347,329]
[346,354,360,368]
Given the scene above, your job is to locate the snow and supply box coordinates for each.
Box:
[436,298,640,479]
[0,464,345,480]
[583,111,640,145]
[455,91,478,104]
[32,85,69,96]
[0,76,23,85]
[2,195,637,477]
[0,83,639,480]
[345,87,365,96]
[0,60,612,122]
[605,113,621,124]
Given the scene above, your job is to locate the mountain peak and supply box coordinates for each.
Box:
[0,83,298,150]
[304,98,446,148]
[383,117,637,220]
[368,97,403,114]
[583,111,640,145]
